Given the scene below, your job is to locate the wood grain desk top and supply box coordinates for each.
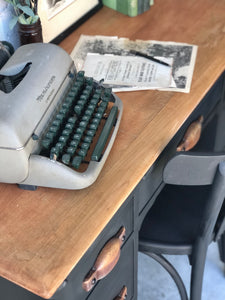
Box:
[1,0,225,298]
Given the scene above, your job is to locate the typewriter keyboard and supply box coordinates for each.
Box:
[40,71,120,172]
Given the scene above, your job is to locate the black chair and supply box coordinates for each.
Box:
[139,152,225,300]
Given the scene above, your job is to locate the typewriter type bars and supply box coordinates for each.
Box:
[40,71,120,174]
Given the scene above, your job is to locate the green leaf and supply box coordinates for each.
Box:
[9,15,19,29]
[32,15,39,22]
[26,16,33,23]
[16,4,35,17]
[31,15,39,23]
[21,14,39,24]
[18,14,28,24]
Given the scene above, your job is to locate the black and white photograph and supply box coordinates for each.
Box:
[71,35,198,93]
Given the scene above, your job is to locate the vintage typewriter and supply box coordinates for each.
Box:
[0,43,123,190]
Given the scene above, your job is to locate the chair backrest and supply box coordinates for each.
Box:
[163,152,225,186]
[163,152,225,242]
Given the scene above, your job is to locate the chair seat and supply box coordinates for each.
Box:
[139,184,211,254]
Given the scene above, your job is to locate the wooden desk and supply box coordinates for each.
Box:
[1,0,225,299]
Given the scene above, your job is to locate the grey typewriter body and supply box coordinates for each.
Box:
[0,43,123,189]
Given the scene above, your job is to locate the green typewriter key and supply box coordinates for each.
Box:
[45,131,56,141]
[67,90,76,98]
[49,125,59,134]
[95,94,102,101]
[94,87,101,94]
[58,135,69,144]
[65,123,75,131]
[69,141,79,153]
[78,148,88,158]
[76,127,85,135]
[95,112,103,119]
[103,88,112,96]
[81,142,90,150]
[70,139,79,147]
[74,105,82,115]
[79,120,88,128]
[53,142,65,157]
[55,141,66,151]
[102,95,111,102]
[45,131,55,141]
[85,77,93,85]
[56,113,64,121]
[65,96,74,104]
[62,129,72,136]
[89,123,98,131]
[52,119,61,127]
[82,115,91,122]
[97,106,106,115]
[71,82,80,89]
[88,104,95,111]
[83,135,93,143]
[90,98,99,106]
[62,102,71,110]
[77,70,85,78]
[80,93,88,99]
[67,90,76,97]
[84,109,93,117]
[66,146,76,155]
[68,116,77,124]
[73,81,83,89]
[86,129,95,137]
[80,94,89,103]
[77,99,85,107]
[42,138,51,149]
[83,87,92,97]
[85,81,94,91]
[62,153,71,165]
[59,107,68,116]
[100,101,108,109]
[93,92,100,99]
[73,133,82,142]
[91,118,100,125]
[72,156,83,169]
[71,86,79,94]
[88,107,96,116]
[76,77,85,85]
[50,147,59,160]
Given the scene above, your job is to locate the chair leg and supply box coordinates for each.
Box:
[141,251,188,300]
[217,232,225,274]
[190,242,207,300]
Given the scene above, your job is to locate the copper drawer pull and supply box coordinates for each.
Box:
[82,227,126,292]
[114,286,128,300]
[177,115,203,151]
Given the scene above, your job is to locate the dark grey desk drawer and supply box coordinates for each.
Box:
[53,194,135,300]
[87,236,135,300]
[136,71,225,217]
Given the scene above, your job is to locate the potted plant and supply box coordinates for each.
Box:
[4,0,43,44]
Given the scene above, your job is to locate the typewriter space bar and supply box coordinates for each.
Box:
[91,106,118,161]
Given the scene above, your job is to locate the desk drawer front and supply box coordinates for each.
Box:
[53,195,134,300]
[87,236,134,300]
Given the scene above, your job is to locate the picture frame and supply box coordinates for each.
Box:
[38,0,102,44]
